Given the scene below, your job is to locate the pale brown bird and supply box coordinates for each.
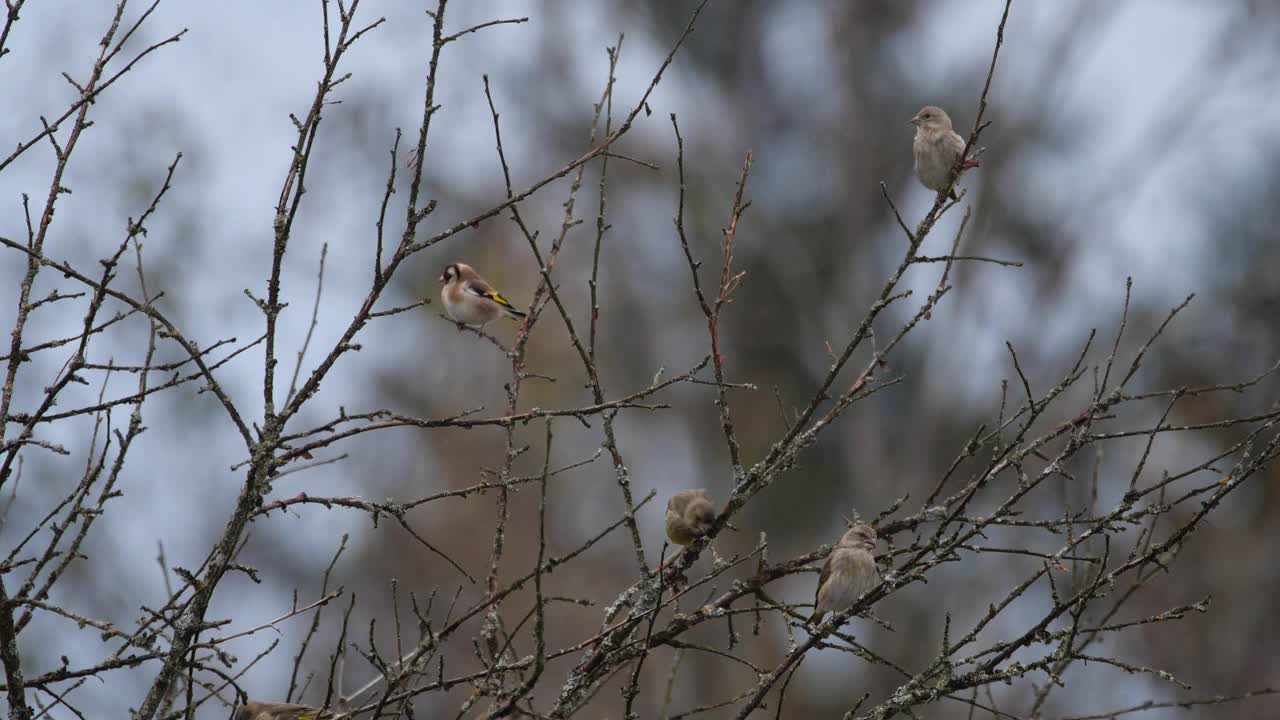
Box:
[439,262,526,327]
[911,105,979,200]
[809,523,879,624]
[665,489,716,546]
[233,700,347,720]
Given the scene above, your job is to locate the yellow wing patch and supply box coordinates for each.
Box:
[484,291,515,309]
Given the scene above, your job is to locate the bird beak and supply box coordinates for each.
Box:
[840,514,853,527]
[909,116,920,126]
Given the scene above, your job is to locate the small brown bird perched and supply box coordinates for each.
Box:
[439,262,527,328]
[233,700,347,720]
[665,489,716,546]
[911,105,980,200]
[810,522,880,624]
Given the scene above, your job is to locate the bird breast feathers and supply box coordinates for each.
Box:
[828,548,877,588]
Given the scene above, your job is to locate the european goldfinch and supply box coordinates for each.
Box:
[911,105,979,200]
[665,489,716,546]
[233,701,347,720]
[439,262,527,327]
[809,522,879,624]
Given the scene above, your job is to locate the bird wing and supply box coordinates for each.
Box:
[465,281,518,310]
[814,553,833,610]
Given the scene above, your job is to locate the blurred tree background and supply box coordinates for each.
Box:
[2,1,1278,717]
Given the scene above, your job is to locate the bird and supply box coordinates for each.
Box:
[911,105,979,200]
[809,522,879,625]
[233,700,347,720]
[439,262,527,327]
[665,489,716,546]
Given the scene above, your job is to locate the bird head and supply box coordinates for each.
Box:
[441,262,476,285]
[910,105,952,131]
[839,523,878,549]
